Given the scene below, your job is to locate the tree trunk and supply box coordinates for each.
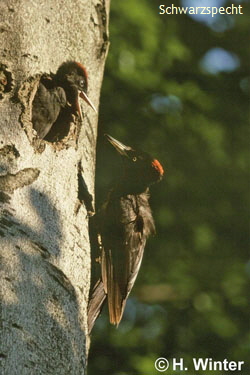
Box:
[0,1,110,374]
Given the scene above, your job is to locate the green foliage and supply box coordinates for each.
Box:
[89,1,249,374]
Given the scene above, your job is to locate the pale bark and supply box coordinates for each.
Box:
[0,0,110,373]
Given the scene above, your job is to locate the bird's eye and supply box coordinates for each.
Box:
[132,157,137,162]
[79,79,85,88]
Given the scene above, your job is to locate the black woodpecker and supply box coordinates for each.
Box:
[32,61,97,139]
[88,134,164,332]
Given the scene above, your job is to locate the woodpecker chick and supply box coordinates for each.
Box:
[88,134,164,332]
[32,61,97,139]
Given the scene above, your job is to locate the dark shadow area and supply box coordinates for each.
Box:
[28,188,62,256]
[0,186,86,373]
[77,163,95,216]
[88,213,102,292]
[44,106,73,142]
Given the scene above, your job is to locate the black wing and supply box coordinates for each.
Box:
[101,191,155,325]
[32,82,66,139]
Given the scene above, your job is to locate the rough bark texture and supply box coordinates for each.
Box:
[0,1,110,374]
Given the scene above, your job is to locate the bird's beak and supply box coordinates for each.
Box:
[79,91,97,113]
[105,134,132,157]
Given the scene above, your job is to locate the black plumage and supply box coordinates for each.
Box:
[88,134,164,332]
[32,61,96,139]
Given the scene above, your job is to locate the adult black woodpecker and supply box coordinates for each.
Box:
[32,61,97,139]
[88,134,164,332]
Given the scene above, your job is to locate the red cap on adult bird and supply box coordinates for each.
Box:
[88,134,164,333]
[32,61,97,139]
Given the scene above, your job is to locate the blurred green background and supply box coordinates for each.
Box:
[88,1,250,374]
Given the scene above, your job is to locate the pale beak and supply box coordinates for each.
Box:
[79,91,97,113]
[105,134,133,157]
